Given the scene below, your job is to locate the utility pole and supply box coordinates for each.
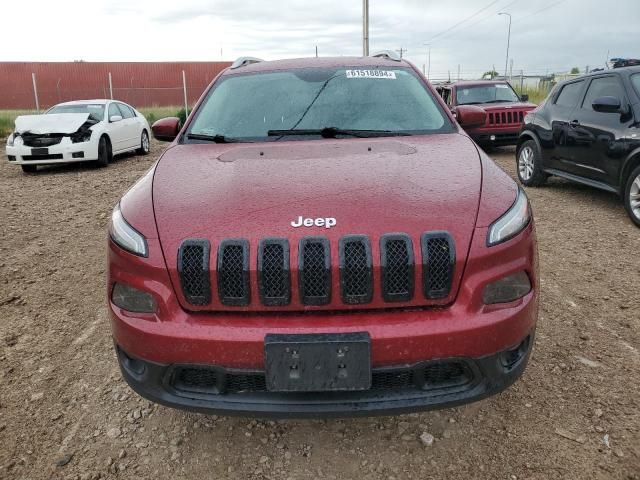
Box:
[499,12,512,80]
[395,47,407,59]
[423,43,431,80]
[362,0,369,56]
[315,45,318,58]
[457,64,461,81]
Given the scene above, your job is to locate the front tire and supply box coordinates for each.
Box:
[624,165,640,228]
[97,136,111,168]
[517,139,547,187]
[137,130,150,155]
[21,164,37,174]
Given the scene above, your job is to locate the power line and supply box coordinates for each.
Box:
[513,0,569,23]
[425,0,501,43]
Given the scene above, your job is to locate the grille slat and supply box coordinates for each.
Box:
[178,239,211,306]
[298,237,331,305]
[258,239,291,306]
[217,240,250,306]
[380,234,414,302]
[421,232,455,299]
[339,235,373,304]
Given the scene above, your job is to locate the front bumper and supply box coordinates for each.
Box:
[467,127,521,146]
[116,333,533,418]
[6,137,98,165]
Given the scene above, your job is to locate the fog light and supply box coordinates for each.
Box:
[490,135,496,141]
[72,151,85,158]
[483,271,531,304]
[112,283,157,313]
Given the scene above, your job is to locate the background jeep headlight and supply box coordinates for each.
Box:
[112,283,156,313]
[108,204,148,257]
[487,187,531,246]
[483,271,532,304]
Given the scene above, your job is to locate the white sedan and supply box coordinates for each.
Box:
[5,99,151,173]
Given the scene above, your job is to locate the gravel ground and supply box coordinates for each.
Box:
[0,142,638,480]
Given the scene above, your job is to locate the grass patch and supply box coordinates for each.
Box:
[515,86,552,105]
[138,106,184,126]
[0,110,36,136]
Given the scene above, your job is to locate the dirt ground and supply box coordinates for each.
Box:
[0,141,638,480]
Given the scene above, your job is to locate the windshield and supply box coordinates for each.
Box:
[456,83,520,105]
[187,67,452,142]
[48,104,105,122]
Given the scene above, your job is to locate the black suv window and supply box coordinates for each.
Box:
[555,81,584,108]
[117,103,135,119]
[582,76,625,111]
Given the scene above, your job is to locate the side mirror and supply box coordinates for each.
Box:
[592,96,622,113]
[455,105,487,129]
[520,94,529,102]
[109,115,123,123]
[152,117,181,142]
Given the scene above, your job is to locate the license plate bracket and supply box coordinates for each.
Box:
[31,148,48,155]
[264,332,371,392]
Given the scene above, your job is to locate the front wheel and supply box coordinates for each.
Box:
[21,164,37,174]
[516,139,547,187]
[624,165,640,228]
[96,136,111,167]
[137,130,150,155]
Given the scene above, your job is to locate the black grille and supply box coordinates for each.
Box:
[421,232,455,299]
[170,361,472,396]
[380,234,414,302]
[339,236,373,304]
[22,154,63,161]
[217,240,250,306]
[178,239,211,306]
[298,237,331,305]
[21,135,63,147]
[258,239,290,306]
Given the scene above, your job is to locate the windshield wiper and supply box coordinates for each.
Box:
[267,127,411,138]
[482,99,514,104]
[186,133,244,143]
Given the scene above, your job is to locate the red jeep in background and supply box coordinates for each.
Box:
[437,80,536,147]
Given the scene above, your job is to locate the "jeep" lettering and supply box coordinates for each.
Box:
[290,216,337,229]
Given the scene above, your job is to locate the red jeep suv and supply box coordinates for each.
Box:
[437,80,536,147]
[108,54,538,417]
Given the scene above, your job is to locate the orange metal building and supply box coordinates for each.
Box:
[0,62,232,110]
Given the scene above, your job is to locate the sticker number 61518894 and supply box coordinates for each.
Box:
[345,70,397,79]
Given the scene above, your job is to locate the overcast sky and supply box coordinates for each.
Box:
[5,0,639,78]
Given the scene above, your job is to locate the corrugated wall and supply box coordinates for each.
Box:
[0,62,232,110]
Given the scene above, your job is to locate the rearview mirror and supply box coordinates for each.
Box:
[455,105,487,129]
[520,94,529,102]
[152,117,182,142]
[109,115,123,123]
[592,96,622,113]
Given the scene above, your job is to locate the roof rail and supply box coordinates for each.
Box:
[230,57,264,69]
[370,50,402,62]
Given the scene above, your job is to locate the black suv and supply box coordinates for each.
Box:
[516,66,640,226]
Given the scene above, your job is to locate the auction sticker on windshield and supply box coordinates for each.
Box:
[346,70,396,79]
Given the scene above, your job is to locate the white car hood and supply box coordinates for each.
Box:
[14,113,91,134]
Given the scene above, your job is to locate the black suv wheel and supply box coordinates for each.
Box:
[624,165,640,227]
[516,140,547,187]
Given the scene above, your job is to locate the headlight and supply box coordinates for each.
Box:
[71,129,92,143]
[111,283,156,313]
[487,187,531,246]
[483,271,531,304]
[108,203,148,257]
[7,133,14,146]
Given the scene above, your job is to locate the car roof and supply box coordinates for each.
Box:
[222,56,411,75]
[54,99,111,106]
[447,80,510,88]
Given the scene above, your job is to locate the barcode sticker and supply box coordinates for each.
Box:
[346,70,397,79]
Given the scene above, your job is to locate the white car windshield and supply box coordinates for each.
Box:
[48,104,105,122]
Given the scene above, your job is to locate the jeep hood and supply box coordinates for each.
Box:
[14,113,92,134]
[153,134,483,312]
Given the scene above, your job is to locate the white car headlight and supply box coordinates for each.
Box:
[109,203,148,257]
[487,187,531,246]
[7,133,14,147]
